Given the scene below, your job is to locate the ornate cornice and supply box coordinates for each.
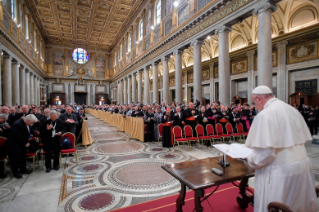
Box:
[252,1,277,15]
[190,40,205,46]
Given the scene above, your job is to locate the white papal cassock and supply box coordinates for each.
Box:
[245,98,319,212]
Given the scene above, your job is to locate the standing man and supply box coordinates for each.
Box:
[59,106,78,135]
[6,114,38,178]
[245,86,319,212]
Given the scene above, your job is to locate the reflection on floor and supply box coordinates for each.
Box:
[0,114,318,212]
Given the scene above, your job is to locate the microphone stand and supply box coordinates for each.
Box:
[219,130,233,167]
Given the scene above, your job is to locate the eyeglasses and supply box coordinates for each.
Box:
[251,96,259,105]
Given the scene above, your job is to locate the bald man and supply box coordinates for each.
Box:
[245,86,318,212]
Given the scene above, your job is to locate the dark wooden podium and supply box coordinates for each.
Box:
[162,122,173,148]
[162,156,255,212]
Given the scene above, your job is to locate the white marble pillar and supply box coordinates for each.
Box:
[117,82,120,104]
[216,25,232,106]
[276,41,288,102]
[174,50,183,104]
[132,73,136,103]
[3,55,12,106]
[246,50,255,103]
[37,77,40,105]
[86,84,91,105]
[30,73,35,104]
[191,40,204,103]
[143,67,150,105]
[152,62,159,104]
[137,71,142,103]
[25,70,30,105]
[123,77,127,104]
[19,66,26,105]
[127,76,131,104]
[209,63,214,102]
[92,84,95,105]
[162,57,169,104]
[70,83,74,104]
[253,2,277,89]
[34,75,37,104]
[12,62,20,105]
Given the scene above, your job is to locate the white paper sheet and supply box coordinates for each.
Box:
[213,143,253,158]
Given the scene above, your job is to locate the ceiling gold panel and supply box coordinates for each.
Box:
[26,0,144,50]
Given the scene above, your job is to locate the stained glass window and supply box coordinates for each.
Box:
[72,48,89,64]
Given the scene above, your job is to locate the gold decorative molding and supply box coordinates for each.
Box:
[287,39,319,64]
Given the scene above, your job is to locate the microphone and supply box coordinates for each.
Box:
[219,126,234,167]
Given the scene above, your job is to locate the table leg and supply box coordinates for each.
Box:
[194,189,204,212]
[176,182,186,212]
[237,178,254,209]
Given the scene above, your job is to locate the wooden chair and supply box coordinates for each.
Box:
[184,125,200,150]
[206,124,222,145]
[195,124,211,148]
[0,137,8,175]
[172,126,189,151]
[60,133,78,167]
[158,124,163,143]
[268,186,319,212]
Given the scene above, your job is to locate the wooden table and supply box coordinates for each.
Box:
[162,156,255,212]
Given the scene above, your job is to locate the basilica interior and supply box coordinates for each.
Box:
[0,0,319,212]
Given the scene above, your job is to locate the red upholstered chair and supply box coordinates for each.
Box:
[237,123,248,142]
[195,125,211,148]
[184,125,200,150]
[35,130,43,149]
[206,124,222,145]
[173,126,189,151]
[26,152,38,171]
[158,124,163,142]
[60,133,78,167]
[216,123,228,143]
[221,123,234,143]
[0,137,8,175]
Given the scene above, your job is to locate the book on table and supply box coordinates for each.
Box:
[213,143,253,159]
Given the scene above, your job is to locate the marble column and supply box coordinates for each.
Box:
[70,83,74,104]
[216,25,232,106]
[162,56,169,104]
[137,71,142,103]
[12,62,20,105]
[123,77,127,104]
[30,73,34,104]
[132,73,136,103]
[143,67,150,105]
[276,41,288,102]
[209,63,214,102]
[253,2,277,89]
[152,62,159,104]
[34,75,37,105]
[65,83,69,104]
[92,84,95,105]
[117,81,120,104]
[191,40,204,103]
[246,50,255,103]
[25,70,30,105]
[19,66,26,105]
[3,55,12,106]
[86,84,91,105]
[37,77,40,105]
[127,76,131,104]
[174,50,183,104]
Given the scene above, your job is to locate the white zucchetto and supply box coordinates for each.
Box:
[252,86,272,95]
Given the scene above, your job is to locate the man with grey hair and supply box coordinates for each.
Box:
[245,86,319,211]
[59,106,78,135]
[6,114,38,178]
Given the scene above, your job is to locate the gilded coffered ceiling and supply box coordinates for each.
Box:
[26,0,144,51]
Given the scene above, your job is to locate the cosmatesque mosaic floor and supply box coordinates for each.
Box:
[0,114,319,212]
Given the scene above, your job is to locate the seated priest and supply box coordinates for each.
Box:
[245,86,319,212]
[184,102,198,134]
[173,106,185,129]
[59,106,78,135]
[42,110,63,173]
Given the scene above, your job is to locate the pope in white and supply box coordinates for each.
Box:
[245,85,319,212]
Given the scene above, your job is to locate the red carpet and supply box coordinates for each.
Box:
[111,183,254,212]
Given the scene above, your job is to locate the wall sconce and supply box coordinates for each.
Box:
[151,26,154,30]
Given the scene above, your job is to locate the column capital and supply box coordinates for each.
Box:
[190,39,204,47]
[252,1,277,15]
[132,72,137,76]
[153,61,159,66]
[3,54,11,59]
[161,56,170,62]
[276,40,288,48]
[246,50,255,57]
[30,72,34,76]
[37,77,40,80]
[26,69,30,73]
[215,25,232,34]
[173,49,184,55]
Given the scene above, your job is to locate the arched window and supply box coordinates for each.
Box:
[155,0,161,25]
[25,15,29,39]
[139,20,143,41]
[11,0,17,22]
[128,34,131,52]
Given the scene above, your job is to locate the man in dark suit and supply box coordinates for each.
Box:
[0,113,10,178]
[14,105,30,121]
[42,110,63,172]
[75,109,88,144]
[173,106,185,129]
[59,106,78,135]
[6,114,38,178]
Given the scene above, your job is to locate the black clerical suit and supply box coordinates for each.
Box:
[58,112,78,135]
[8,114,16,126]
[184,108,198,135]
[6,119,36,176]
[76,112,88,144]
[42,119,63,169]
[173,111,185,130]
[161,113,174,148]
[308,109,319,135]
[131,110,143,117]
[197,110,210,136]
[145,112,154,142]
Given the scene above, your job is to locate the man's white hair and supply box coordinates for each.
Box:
[50,110,57,115]
[25,114,38,123]
[44,108,51,112]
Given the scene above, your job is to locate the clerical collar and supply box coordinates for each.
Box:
[263,98,278,110]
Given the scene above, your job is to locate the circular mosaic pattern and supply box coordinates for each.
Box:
[164,154,176,158]
[67,163,109,176]
[79,193,114,210]
[0,186,15,201]
[107,161,177,190]
[78,164,103,173]
[151,148,164,151]
[95,142,143,155]
[150,151,191,162]
[81,156,96,161]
